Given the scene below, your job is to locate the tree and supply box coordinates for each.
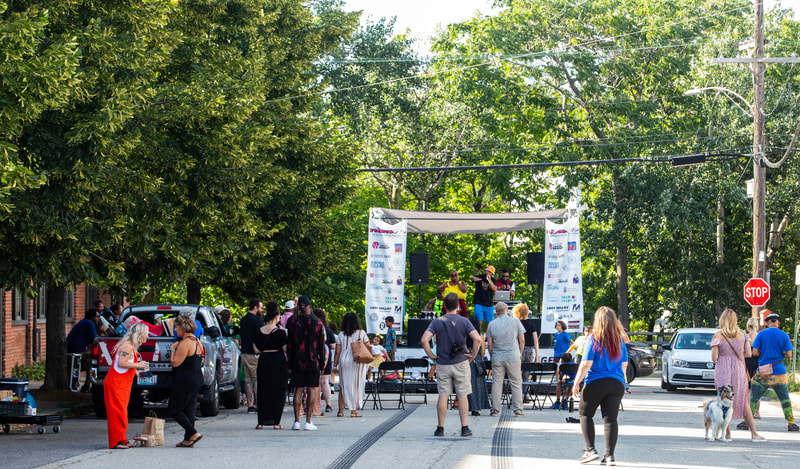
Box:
[2,0,176,390]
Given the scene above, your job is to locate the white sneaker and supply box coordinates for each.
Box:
[304,421,317,431]
[291,421,302,430]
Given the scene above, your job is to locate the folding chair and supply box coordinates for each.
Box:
[520,362,537,410]
[531,363,558,410]
[403,358,430,404]
[557,363,579,411]
[363,370,378,409]
[375,361,405,410]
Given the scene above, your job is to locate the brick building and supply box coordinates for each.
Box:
[0,285,116,377]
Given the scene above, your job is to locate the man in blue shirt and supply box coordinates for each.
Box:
[750,312,797,432]
[66,308,101,392]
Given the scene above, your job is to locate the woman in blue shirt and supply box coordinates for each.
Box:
[572,307,627,466]
[550,320,574,408]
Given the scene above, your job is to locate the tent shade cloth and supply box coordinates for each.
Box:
[370,207,569,235]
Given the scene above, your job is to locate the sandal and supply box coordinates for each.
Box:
[176,441,190,447]
[255,425,263,430]
[186,433,203,447]
[736,421,749,430]
[272,425,284,430]
[350,412,363,418]
[337,411,344,417]
[113,443,130,449]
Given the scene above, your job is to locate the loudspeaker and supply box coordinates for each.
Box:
[407,318,432,347]
[527,252,544,285]
[408,252,430,285]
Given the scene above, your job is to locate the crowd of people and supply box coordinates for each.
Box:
[64,266,794,462]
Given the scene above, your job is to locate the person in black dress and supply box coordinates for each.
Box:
[253,301,289,429]
[313,308,336,414]
[169,315,205,447]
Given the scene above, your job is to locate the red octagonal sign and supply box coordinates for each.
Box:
[744,278,770,307]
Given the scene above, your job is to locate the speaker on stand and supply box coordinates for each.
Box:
[408,252,430,316]
[527,252,544,317]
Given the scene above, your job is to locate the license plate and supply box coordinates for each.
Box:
[138,374,157,386]
[702,370,714,380]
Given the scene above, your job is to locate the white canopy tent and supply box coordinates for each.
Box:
[369,207,569,234]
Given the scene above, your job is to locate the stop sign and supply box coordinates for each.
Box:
[744,278,770,307]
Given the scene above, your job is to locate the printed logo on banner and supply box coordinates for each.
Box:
[394,243,403,252]
[396,277,403,285]
[549,242,564,250]
[542,218,583,334]
[568,241,577,251]
[371,261,385,268]
[548,262,559,269]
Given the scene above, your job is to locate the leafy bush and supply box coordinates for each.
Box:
[11,361,46,380]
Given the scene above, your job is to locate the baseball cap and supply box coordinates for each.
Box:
[284,300,295,310]
[296,295,311,308]
[214,305,229,315]
[765,312,780,322]
[485,265,496,274]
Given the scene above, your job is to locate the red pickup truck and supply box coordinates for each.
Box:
[90,304,242,417]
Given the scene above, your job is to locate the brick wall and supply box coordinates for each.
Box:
[0,285,123,377]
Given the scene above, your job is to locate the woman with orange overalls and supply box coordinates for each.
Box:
[104,323,150,449]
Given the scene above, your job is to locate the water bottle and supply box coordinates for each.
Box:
[568,397,575,413]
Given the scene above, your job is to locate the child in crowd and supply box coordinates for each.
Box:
[559,352,578,409]
[384,316,397,360]
[366,335,387,377]
[568,326,592,363]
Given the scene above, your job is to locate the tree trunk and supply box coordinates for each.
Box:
[187,279,202,304]
[42,285,68,391]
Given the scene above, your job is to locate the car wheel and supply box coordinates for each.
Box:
[200,375,220,417]
[223,363,242,409]
[92,385,107,419]
[661,367,677,392]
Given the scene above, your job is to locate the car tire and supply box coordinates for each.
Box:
[661,368,677,392]
[199,375,220,417]
[92,385,107,419]
[223,363,242,409]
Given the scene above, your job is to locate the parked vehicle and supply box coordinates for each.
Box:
[626,341,657,384]
[660,328,718,392]
[89,305,241,417]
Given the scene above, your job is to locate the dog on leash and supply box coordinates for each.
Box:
[703,385,735,442]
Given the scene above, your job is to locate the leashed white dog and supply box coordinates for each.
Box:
[703,385,735,442]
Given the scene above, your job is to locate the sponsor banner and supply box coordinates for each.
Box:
[542,217,583,334]
[365,217,407,335]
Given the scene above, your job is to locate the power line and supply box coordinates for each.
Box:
[356,152,748,173]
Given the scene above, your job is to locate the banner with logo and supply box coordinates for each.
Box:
[542,217,583,334]
[365,217,407,335]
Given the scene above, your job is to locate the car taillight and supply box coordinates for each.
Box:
[157,306,172,310]
[90,343,99,358]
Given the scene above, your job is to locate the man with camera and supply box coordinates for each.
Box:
[421,292,483,438]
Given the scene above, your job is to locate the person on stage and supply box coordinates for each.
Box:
[437,270,468,318]
[470,266,497,331]
[496,269,516,298]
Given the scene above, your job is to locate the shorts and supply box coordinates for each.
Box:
[473,304,494,322]
[242,353,258,382]
[436,360,471,396]
[292,368,321,388]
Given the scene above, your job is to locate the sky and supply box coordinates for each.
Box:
[343,0,800,51]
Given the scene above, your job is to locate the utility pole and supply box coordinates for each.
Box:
[752,0,767,318]
[712,1,800,318]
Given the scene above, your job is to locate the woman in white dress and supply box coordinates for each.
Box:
[334,312,370,417]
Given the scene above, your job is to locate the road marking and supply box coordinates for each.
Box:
[491,408,513,469]
[327,405,418,469]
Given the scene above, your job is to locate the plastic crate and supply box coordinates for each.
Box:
[0,401,30,416]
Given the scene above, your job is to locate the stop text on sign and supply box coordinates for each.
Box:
[743,278,770,307]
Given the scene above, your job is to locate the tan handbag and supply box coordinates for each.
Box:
[350,333,373,364]
[143,411,165,446]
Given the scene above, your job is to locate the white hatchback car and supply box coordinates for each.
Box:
[661,328,718,391]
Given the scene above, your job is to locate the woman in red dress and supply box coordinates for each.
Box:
[104,323,150,449]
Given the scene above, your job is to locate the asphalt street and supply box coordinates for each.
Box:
[4,373,799,468]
